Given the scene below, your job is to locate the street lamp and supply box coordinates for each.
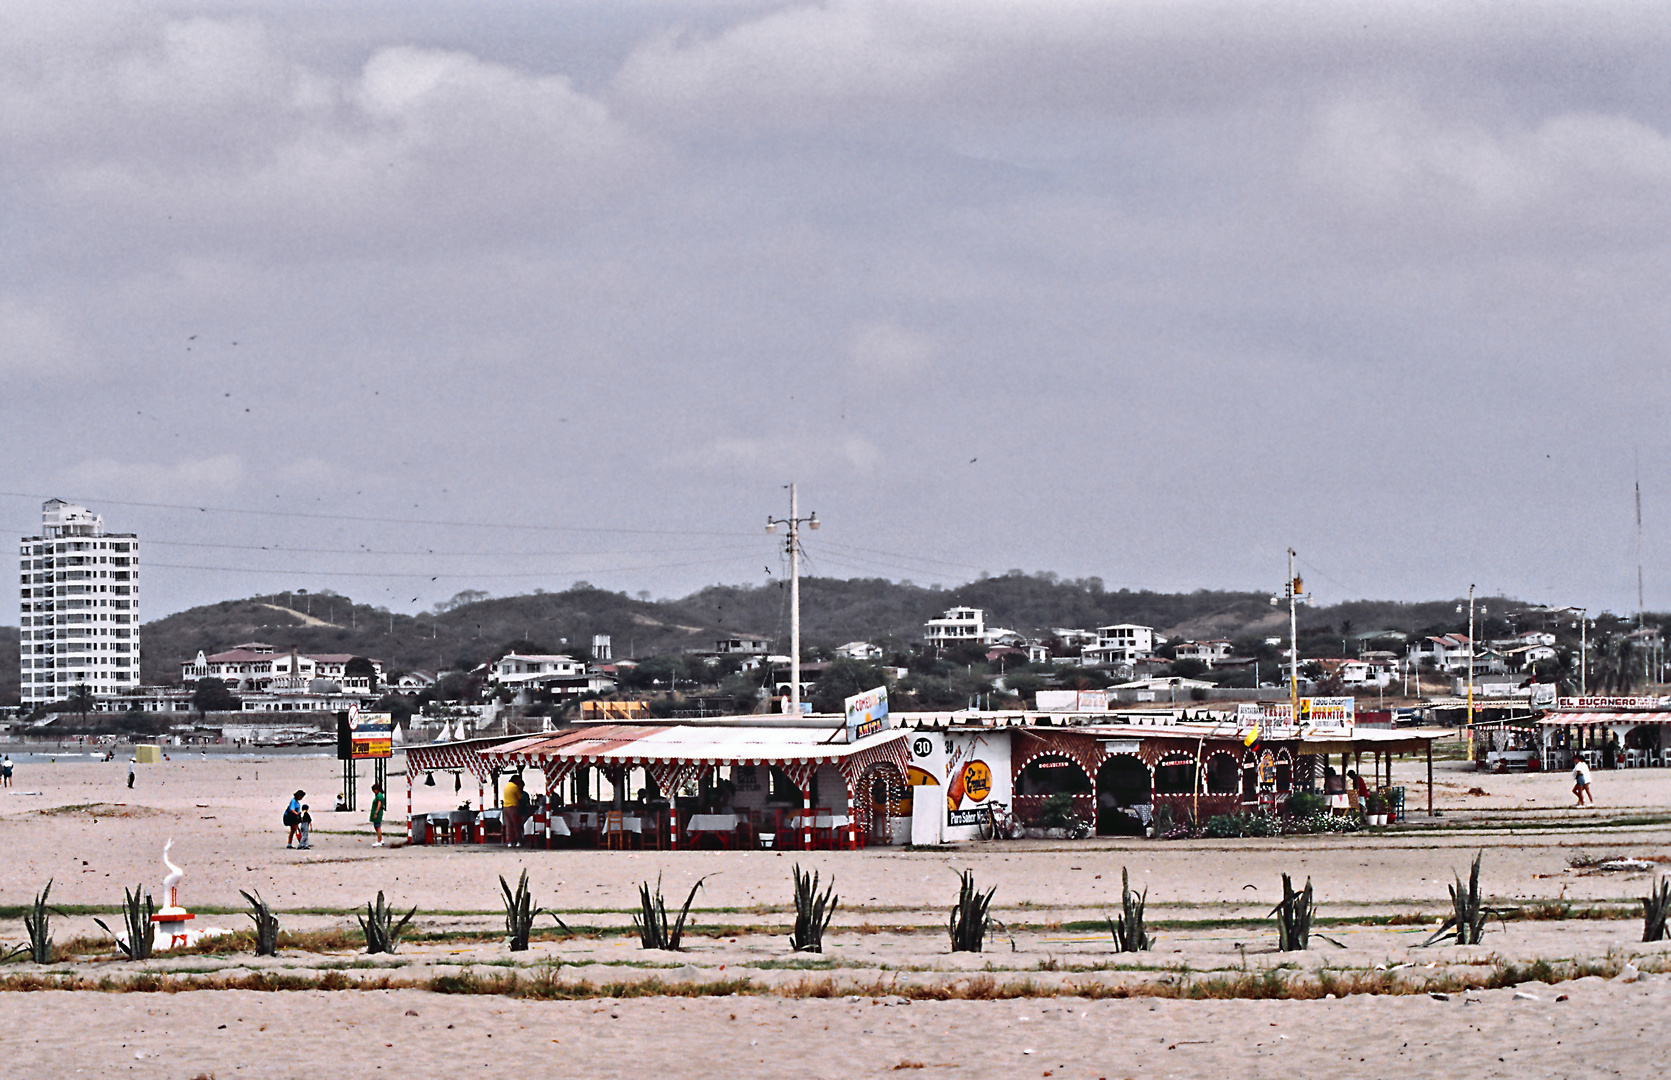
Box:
[1570,608,1589,697]
[1269,549,1307,725]
[766,483,819,716]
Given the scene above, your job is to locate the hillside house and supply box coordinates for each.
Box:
[1081,624,1157,666]
[1174,639,1234,667]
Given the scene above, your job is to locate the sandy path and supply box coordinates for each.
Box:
[0,976,1662,1079]
[2,748,1667,1079]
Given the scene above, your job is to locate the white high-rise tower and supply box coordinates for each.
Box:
[19,500,141,706]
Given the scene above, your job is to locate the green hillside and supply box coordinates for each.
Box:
[0,573,1536,703]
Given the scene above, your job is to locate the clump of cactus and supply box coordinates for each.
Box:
[1643,876,1670,943]
[358,891,416,954]
[1108,867,1153,952]
[20,881,57,964]
[241,889,281,956]
[94,885,156,961]
[633,875,707,951]
[1424,851,1492,946]
[1270,873,1314,952]
[788,864,838,954]
[949,869,995,953]
[501,871,544,952]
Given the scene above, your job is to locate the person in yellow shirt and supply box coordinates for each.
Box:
[502,772,524,848]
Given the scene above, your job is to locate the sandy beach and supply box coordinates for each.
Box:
[1,747,1667,1077]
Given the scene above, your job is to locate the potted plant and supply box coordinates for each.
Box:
[1364,792,1383,827]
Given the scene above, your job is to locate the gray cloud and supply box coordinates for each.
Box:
[4,1,1671,619]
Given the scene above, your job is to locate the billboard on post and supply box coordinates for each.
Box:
[1299,696,1354,732]
[844,686,889,740]
[347,706,393,759]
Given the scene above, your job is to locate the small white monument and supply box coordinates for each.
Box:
[152,838,194,946]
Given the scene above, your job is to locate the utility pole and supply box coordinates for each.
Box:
[1577,609,1588,696]
[766,484,818,715]
[1465,585,1476,734]
[1271,550,1304,725]
[1289,549,1300,723]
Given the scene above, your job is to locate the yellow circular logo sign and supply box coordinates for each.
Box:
[962,760,992,802]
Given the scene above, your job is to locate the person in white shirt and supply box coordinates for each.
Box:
[1572,758,1594,805]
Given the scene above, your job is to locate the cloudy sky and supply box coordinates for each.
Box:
[5,1,1670,619]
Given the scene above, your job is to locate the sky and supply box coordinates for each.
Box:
[5,0,1671,621]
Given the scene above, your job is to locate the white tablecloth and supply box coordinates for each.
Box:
[686,813,743,833]
[787,814,852,829]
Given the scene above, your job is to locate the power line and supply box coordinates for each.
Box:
[146,553,763,581]
[143,538,760,558]
[0,490,746,538]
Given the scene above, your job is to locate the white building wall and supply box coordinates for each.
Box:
[905,728,1013,843]
[19,500,140,706]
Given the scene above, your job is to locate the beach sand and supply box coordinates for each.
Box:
[0,748,1666,1077]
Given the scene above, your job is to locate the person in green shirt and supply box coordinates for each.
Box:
[369,782,387,847]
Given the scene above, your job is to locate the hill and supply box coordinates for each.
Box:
[0,574,1532,703]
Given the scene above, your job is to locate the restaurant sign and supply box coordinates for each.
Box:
[1300,696,1354,731]
[347,707,393,760]
[1558,696,1669,710]
[844,685,890,740]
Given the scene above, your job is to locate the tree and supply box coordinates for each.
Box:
[1169,658,1209,680]
[810,659,891,714]
[344,656,380,693]
[192,677,240,715]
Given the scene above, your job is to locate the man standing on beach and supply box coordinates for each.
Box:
[1573,758,1594,805]
[369,782,387,847]
[1,754,12,788]
[502,771,523,848]
[127,757,135,789]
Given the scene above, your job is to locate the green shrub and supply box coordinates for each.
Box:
[1285,792,1327,817]
[1036,794,1079,830]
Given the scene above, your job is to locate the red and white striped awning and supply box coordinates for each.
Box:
[1538,711,1671,726]
[404,736,523,781]
[480,724,911,795]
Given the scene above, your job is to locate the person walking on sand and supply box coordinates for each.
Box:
[296,804,313,850]
[285,789,305,848]
[1,754,12,788]
[369,782,387,847]
[1572,758,1594,806]
[127,757,136,789]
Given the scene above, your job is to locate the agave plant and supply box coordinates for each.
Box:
[632,875,708,951]
[358,891,417,955]
[788,864,838,954]
[500,871,544,952]
[241,889,281,956]
[93,885,157,961]
[1643,876,1670,943]
[1424,851,1493,946]
[1270,873,1314,952]
[16,881,58,964]
[1108,867,1153,952]
[949,869,996,953]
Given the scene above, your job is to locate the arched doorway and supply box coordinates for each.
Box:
[1014,753,1093,829]
[1095,755,1151,835]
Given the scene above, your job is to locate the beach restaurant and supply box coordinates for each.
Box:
[1537,696,1671,770]
[404,722,910,850]
[897,710,1440,837]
